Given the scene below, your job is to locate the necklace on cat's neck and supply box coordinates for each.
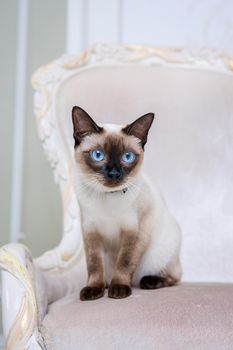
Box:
[108,187,128,195]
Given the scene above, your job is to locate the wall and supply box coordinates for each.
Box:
[1,0,233,347]
[0,3,18,344]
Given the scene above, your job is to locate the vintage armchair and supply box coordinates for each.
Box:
[1,44,233,350]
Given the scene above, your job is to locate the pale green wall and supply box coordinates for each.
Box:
[21,0,66,257]
[0,1,18,343]
[0,0,17,248]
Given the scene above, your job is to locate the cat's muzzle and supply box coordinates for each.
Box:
[103,166,124,184]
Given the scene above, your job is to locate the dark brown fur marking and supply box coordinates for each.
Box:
[108,284,132,299]
[72,106,104,147]
[79,134,142,187]
[83,232,104,288]
[122,113,154,149]
[80,286,105,301]
[110,230,147,291]
[140,275,177,289]
[115,232,138,272]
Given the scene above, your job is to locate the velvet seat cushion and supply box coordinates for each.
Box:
[42,283,233,350]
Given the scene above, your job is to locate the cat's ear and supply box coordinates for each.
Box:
[72,106,103,147]
[122,113,154,149]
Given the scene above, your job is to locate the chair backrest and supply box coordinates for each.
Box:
[32,44,233,282]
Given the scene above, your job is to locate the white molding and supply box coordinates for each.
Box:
[66,0,123,52]
[87,0,119,45]
[117,0,123,43]
[66,0,87,53]
[10,0,29,243]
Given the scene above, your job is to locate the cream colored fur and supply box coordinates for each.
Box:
[73,123,182,286]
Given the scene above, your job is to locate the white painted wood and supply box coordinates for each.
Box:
[87,0,120,45]
[10,0,29,243]
[66,0,87,53]
[121,0,233,54]
[0,244,45,349]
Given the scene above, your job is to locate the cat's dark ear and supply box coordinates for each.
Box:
[122,113,154,149]
[72,106,103,147]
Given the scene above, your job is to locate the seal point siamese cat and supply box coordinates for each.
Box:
[72,106,182,301]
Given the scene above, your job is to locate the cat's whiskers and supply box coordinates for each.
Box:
[78,169,143,202]
[78,177,100,196]
[126,179,142,201]
[129,178,144,194]
[79,175,107,197]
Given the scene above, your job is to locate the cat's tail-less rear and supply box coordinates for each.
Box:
[132,194,182,289]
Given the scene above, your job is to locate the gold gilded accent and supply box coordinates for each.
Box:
[6,293,34,350]
[61,252,74,261]
[63,49,90,69]
[0,246,44,349]
[223,54,233,71]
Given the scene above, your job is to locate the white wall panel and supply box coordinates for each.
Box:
[121,0,233,54]
[86,0,121,45]
[66,0,87,53]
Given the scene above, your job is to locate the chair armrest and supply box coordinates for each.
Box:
[0,243,48,350]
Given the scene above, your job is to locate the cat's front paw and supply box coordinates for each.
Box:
[108,283,132,299]
[80,286,105,301]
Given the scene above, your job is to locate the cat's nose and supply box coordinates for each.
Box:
[106,167,122,180]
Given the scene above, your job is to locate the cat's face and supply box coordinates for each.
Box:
[72,107,154,192]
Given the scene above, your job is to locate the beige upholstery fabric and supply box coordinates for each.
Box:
[43,283,233,350]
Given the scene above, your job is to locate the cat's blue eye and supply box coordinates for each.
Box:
[122,151,135,164]
[90,149,105,161]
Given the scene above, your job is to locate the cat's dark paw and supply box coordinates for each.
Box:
[140,275,176,289]
[108,284,132,299]
[80,286,105,301]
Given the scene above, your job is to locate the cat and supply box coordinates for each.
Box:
[72,106,182,300]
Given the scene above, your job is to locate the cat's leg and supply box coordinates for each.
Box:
[108,230,148,299]
[80,232,105,301]
[140,256,182,289]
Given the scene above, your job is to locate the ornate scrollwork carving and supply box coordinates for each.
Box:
[0,245,46,350]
